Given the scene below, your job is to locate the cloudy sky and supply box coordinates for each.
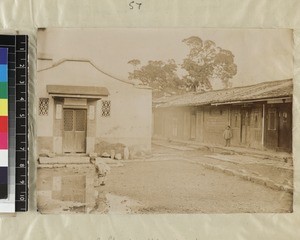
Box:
[38,28,293,88]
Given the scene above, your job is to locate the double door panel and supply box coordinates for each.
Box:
[63,109,87,153]
[241,109,251,145]
[278,105,292,151]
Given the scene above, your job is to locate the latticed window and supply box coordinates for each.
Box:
[64,110,73,131]
[101,100,111,117]
[76,110,86,131]
[39,98,49,116]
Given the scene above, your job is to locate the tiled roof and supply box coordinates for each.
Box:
[156,79,292,108]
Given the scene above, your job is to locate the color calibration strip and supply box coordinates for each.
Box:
[0,35,17,212]
[0,48,8,199]
[0,35,28,212]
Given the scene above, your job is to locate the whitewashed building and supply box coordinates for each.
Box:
[37,58,152,155]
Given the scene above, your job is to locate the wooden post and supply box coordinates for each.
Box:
[261,104,265,148]
[228,106,231,126]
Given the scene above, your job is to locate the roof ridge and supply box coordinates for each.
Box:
[37,58,135,86]
[194,78,292,96]
[157,79,293,107]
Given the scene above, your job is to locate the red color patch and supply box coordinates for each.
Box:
[0,116,8,132]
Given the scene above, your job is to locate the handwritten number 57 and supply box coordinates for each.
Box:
[129,1,142,10]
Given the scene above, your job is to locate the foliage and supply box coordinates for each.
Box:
[128,59,184,98]
[127,59,141,68]
[182,36,237,91]
[128,36,237,98]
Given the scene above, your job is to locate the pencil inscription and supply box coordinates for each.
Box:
[129,1,142,10]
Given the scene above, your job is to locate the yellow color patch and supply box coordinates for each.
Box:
[0,99,8,116]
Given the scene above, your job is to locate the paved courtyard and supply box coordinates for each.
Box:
[97,144,293,214]
[37,143,293,214]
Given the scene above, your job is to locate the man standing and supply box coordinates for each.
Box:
[94,161,111,186]
[223,125,233,147]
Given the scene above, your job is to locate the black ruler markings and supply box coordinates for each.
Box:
[15,35,28,211]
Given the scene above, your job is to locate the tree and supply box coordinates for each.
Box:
[128,59,141,69]
[182,36,237,91]
[128,59,184,98]
[128,36,237,97]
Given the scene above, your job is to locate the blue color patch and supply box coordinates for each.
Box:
[0,48,7,64]
[0,65,8,82]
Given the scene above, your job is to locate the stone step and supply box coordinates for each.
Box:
[39,156,90,164]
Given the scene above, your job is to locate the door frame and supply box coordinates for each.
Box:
[277,103,292,152]
[240,108,251,145]
[190,112,196,140]
[63,107,87,154]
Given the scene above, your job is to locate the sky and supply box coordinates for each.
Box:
[37,28,293,88]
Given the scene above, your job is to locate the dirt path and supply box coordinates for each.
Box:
[152,144,293,188]
[105,193,142,214]
[101,157,292,213]
[37,144,293,214]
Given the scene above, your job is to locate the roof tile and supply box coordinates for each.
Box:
[156,79,292,107]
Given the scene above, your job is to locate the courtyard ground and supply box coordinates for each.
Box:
[96,144,293,214]
[37,143,293,214]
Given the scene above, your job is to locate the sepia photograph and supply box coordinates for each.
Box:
[36,28,293,214]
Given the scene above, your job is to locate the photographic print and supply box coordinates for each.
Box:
[36,28,293,214]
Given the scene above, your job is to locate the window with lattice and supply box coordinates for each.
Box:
[101,100,111,117]
[64,110,73,131]
[39,98,49,116]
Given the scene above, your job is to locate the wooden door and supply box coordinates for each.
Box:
[265,107,278,149]
[230,109,241,145]
[190,114,196,140]
[183,112,191,140]
[172,117,178,138]
[63,109,87,153]
[196,111,204,142]
[278,104,292,151]
[241,109,251,145]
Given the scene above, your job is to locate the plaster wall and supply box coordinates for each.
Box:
[37,60,152,154]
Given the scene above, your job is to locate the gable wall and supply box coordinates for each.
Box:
[37,61,152,154]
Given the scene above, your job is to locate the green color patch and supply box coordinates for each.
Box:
[0,82,8,99]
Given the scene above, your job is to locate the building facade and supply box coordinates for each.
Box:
[153,79,292,152]
[37,59,152,155]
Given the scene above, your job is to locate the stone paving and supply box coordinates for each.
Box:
[101,150,292,213]
[151,141,293,193]
[36,141,294,214]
